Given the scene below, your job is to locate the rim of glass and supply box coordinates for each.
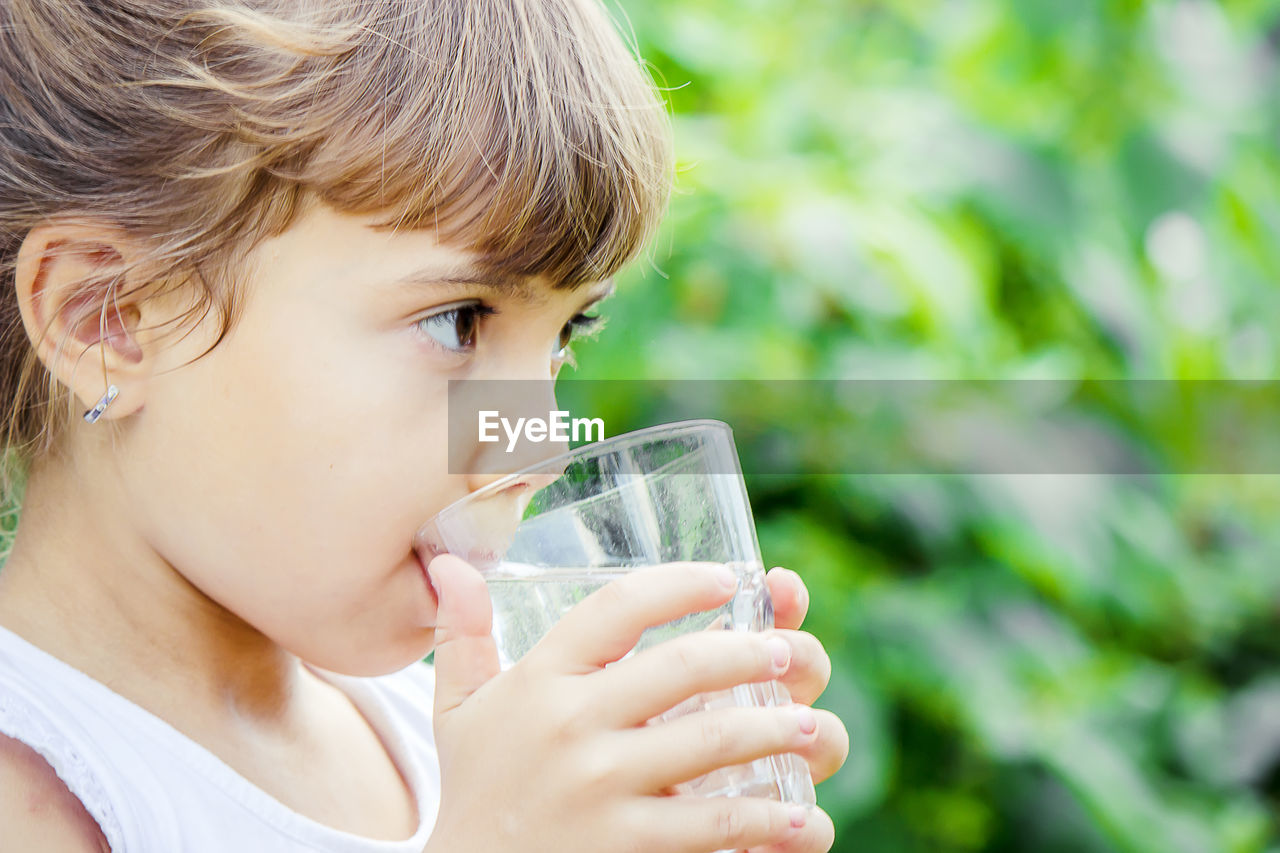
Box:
[439,418,733,512]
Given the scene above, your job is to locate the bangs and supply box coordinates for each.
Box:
[297,0,675,289]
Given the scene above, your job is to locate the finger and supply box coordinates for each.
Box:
[533,562,738,672]
[623,704,819,793]
[792,709,849,785]
[766,568,809,631]
[591,629,793,726]
[748,806,835,853]
[773,630,831,707]
[427,554,501,716]
[638,796,817,853]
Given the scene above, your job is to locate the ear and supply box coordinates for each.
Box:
[13,220,157,422]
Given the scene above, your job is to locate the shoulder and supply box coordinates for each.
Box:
[0,731,111,851]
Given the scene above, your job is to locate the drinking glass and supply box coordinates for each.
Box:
[417,419,816,807]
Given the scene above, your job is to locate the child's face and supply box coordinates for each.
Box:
[121,202,610,676]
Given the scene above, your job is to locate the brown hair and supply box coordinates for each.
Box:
[0,0,673,480]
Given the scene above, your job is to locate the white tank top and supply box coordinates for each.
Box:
[0,623,441,852]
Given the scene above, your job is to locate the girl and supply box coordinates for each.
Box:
[0,1,849,851]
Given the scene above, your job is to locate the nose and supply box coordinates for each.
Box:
[464,468,563,497]
[452,368,569,489]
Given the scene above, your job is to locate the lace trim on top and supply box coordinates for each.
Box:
[0,686,125,850]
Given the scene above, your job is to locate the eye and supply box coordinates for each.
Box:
[416,302,496,354]
[553,313,603,359]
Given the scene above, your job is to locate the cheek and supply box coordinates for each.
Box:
[118,319,458,667]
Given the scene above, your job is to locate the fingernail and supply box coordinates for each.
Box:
[714,565,738,591]
[792,705,817,736]
[767,636,792,673]
[424,563,442,600]
[788,806,808,829]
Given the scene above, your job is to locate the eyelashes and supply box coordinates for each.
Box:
[556,312,604,356]
[415,302,497,354]
[415,302,605,359]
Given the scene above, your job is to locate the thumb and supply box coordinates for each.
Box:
[428,553,501,716]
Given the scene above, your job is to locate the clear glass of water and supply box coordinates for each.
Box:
[417,419,816,808]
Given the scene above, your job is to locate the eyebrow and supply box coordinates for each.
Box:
[391,265,616,308]
[392,265,529,296]
[581,280,616,308]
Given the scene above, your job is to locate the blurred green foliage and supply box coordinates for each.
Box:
[579,0,1280,850]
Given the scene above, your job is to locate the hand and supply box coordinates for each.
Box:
[423,556,836,853]
[764,568,850,787]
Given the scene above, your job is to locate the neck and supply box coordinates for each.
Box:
[0,450,303,728]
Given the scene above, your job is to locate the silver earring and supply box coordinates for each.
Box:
[82,385,119,424]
